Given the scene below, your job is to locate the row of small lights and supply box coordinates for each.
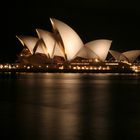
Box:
[1,64,110,70]
[0,64,49,70]
[72,66,110,70]
[59,66,110,70]
[0,64,19,69]
[1,64,139,72]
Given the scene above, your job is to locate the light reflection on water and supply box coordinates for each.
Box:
[0,73,140,140]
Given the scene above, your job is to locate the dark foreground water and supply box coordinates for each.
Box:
[0,73,140,140]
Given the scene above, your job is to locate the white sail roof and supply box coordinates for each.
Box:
[122,50,140,62]
[52,43,65,57]
[85,39,112,61]
[50,18,84,60]
[33,39,48,56]
[109,50,128,61]
[76,47,99,59]
[16,36,38,54]
[36,29,57,58]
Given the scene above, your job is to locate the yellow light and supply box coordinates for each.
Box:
[4,65,8,68]
[77,66,80,70]
[95,58,99,62]
[59,66,64,69]
[8,65,11,69]
[27,66,30,69]
[0,65,3,69]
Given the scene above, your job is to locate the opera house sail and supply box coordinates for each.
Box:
[50,18,84,61]
[1,18,139,73]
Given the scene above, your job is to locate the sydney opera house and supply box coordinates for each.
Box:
[1,18,140,73]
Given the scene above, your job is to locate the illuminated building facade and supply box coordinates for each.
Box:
[14,18,140,73]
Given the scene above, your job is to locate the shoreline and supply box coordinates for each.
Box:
[0,68,136,73]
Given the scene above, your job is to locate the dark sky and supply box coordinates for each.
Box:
[2,0,140,62]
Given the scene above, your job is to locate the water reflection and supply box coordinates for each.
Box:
[0,73,140,140]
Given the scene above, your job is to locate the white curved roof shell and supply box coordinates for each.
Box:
[122,50,140,62]
[50,18,84,60]
[76,47,99,59]
[34,39,48,56]
[85,39,112,61]
[109,50,128,61]
[52,44,65,57]
[16,36,38,54]
[36,29,57,58]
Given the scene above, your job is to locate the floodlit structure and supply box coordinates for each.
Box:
[122,50,140,63]
[109,50,128,62]
[50,18,84,60]
[16,36,47,55]
[109,50,140,63]
[36,29,64,58]
[15,18,140,72]
[76,39,112,61]
[17,18,112,63]
[85,40,112,61]
[16,36,38,54]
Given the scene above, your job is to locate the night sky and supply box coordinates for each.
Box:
[3,0,140,62]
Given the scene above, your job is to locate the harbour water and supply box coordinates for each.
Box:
[0,73,140,140]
